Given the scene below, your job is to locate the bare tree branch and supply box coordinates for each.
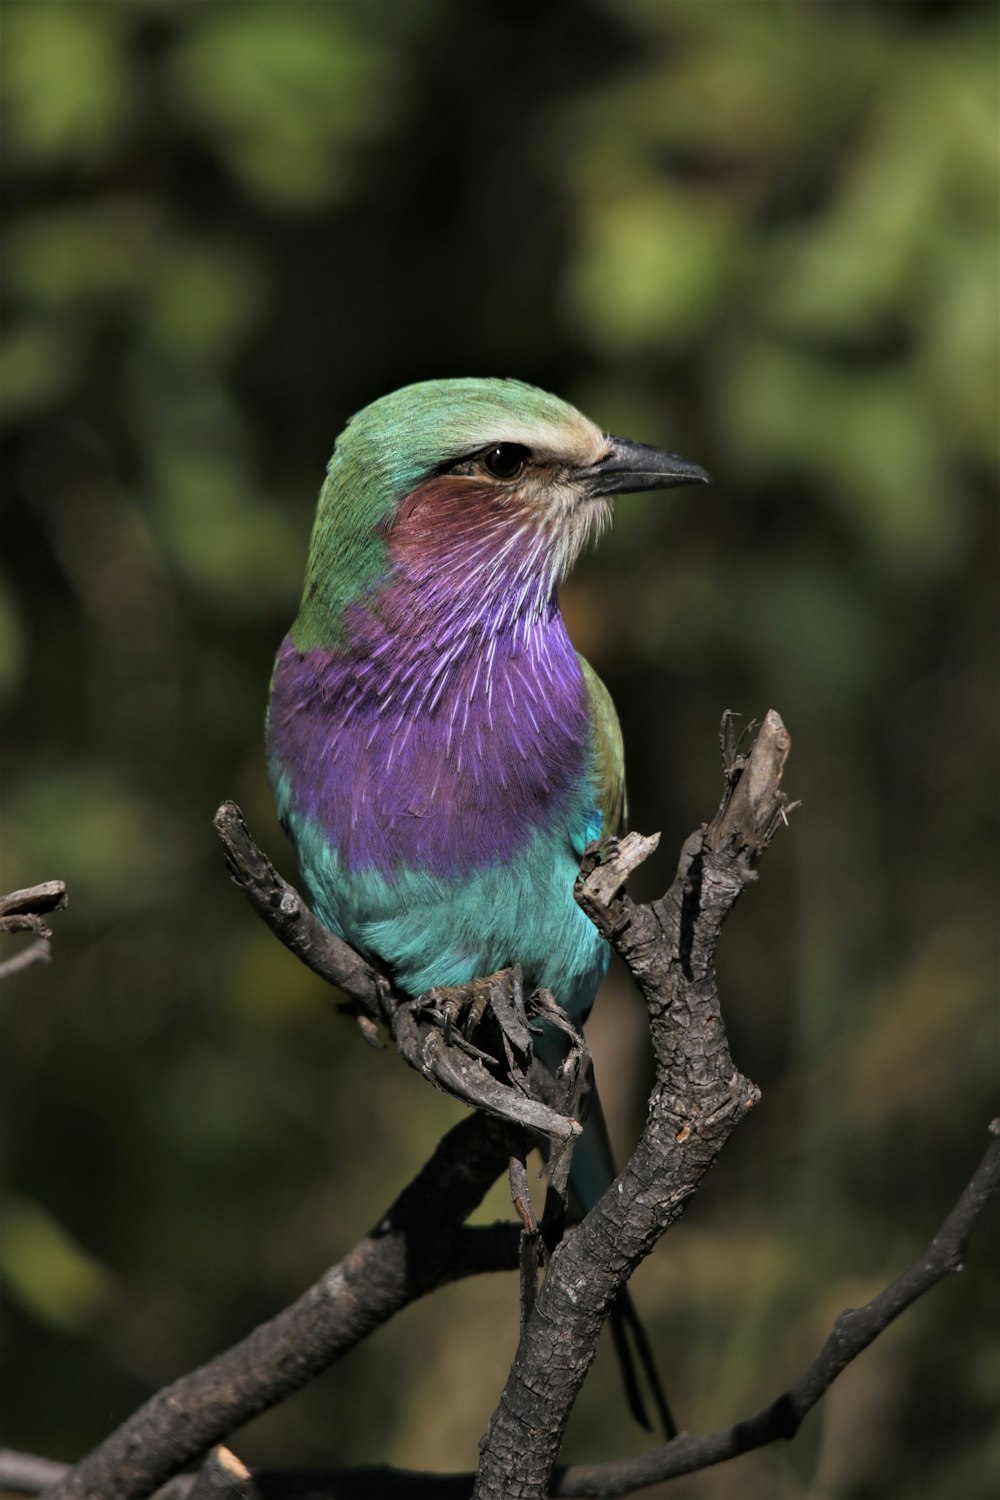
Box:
[10,1116,997,1498]
[549,1115,1000,1495]
[0,881,67,982]
[30,713,795,1500]
[16,712,991,1500]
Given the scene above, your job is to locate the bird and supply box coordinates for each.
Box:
[266,376,709,1433]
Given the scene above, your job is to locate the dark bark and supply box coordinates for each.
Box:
[471,710,790,1499]
[9,1115,998,1496]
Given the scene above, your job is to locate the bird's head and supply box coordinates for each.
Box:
[294,377,709,649]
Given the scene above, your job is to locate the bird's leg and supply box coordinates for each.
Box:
[529,989,590,1096]
[526,988,594,1235]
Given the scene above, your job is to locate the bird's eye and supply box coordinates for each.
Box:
[482,444,529,480]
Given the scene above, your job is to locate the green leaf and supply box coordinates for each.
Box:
[3,4,135,166]
[0,322,79,421]
[565,183,736,353]
[169,5,399,209]
[0,1197,117,1333]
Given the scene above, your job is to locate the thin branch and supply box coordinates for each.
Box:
[42,1116,524,1500]
[0,933,53,981]
[212,803,580,1146]
[0,1451,68,1495]
[17,1118,995,1500]
[0,882,68,919]
[0,881,67,982]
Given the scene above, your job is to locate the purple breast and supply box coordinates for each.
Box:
[268,481,590,879]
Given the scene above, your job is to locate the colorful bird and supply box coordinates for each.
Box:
[266,377,709,1431]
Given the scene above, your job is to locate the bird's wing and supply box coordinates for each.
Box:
[578,654,627,838]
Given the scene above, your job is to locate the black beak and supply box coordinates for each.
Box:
[578,435,712,499]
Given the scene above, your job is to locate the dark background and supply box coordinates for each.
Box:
[2,3,997,1496]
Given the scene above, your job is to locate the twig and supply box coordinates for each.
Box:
[0,933,53,981]
[212,803,579,1145]
[0,1451,68,1495]
[0,881,67,983]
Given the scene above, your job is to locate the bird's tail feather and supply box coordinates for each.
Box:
[609,1286,677,1438]
[565,1085,677,1439]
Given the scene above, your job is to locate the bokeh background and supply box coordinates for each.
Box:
[2,2,997,1496]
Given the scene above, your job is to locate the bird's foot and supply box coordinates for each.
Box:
[418,966,536,1074]
[425,973,502,1041]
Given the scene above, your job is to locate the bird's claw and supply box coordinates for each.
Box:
[421,966,535,1055]
[425,974,496,1041]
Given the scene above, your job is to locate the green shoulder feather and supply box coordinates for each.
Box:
[578,655,627,838]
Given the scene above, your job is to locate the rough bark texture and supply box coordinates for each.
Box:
[471,712,790,1499]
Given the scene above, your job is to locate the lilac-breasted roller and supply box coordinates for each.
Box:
[266,378,709,1431]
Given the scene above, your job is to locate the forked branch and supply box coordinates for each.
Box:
[471,710,791,1499]
[15,711,994,1500]
[11,1122,997,1497]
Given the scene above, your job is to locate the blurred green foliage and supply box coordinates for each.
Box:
[2,2,997,1496]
